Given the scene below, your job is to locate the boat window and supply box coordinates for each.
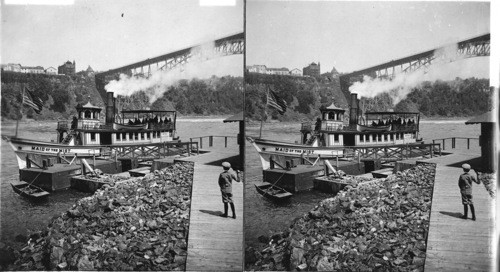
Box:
[122,133,127,140]
[334,134,339,142]
[377,134,382,141]
[90,132,96,141]
[129,132,133,140]
[147,132,150,139]
[141,133,144,140]
[390,134,394,141]
[384,134,388,141]
[134,133,138,140]
[116,133,120,140]
[85,110,91,119]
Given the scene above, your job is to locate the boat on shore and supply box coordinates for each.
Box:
[248,93,422,169]
[11,181,50,201]
[6,92,179,169]
[255,182,293,201]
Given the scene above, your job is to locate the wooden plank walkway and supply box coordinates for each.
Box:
[422,153,495,272]
[178,149,243,271]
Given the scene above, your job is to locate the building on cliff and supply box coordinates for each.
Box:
[303,62,321,77]
[45,67,57,74]
[290,68,302,76]
[58,60,76,75]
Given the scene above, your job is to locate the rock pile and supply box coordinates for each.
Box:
[10,162,194,271]
[248,163,436,271]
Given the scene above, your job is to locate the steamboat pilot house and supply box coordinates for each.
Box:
[300,93,420,148]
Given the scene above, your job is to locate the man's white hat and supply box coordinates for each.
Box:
[462,163,471,170]
[222,162,231,168]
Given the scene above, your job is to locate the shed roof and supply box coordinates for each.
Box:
[223,112,244,123]
[465,111,495,124]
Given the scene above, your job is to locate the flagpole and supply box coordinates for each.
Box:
[15,84,24,138]
[259,88,268,139]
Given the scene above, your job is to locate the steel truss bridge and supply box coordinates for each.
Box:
[339,33,490,98]
[95,32,244,101]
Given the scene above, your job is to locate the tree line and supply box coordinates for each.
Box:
[245,72,492,121]
[1,71,243,120]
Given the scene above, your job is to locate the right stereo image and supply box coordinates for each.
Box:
[244,1,495,271]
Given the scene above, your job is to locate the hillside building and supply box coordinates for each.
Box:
[247,65,267,74]
[267,67,289,75]
[303,62,321,77]
[1,63,22,72]
[45,67,57,74]
[58,60,76,75]
[21,66,45,74]
[289,68,302,76]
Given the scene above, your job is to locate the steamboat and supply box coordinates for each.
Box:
[248,93,421,169]
[7,92,179,169]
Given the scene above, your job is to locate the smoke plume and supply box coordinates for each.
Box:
[349,43,481,105]
[105,41,224,103]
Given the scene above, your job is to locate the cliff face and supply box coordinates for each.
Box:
[245,72,492,121]
[245,72,347,121]
[1,71,244,120]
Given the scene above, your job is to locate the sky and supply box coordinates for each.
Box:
[247,1,492,81]
[1,0,243,76]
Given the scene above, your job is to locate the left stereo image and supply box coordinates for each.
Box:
[0,1,245,271]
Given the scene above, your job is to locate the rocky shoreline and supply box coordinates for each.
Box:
[246,163,436,271]
[2,162,194,271]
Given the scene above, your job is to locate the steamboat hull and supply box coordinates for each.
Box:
[248,137,344,170]
[8,137,103,169]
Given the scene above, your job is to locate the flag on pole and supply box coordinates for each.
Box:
[23,87,43,114]
[266,87,287,115]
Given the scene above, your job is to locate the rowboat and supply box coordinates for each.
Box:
[254,182,293,201]
[11,181,50,201]
[113,122,148,130]
[356,124,391,132]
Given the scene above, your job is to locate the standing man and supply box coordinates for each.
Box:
[458,163,480,220]
[218,162,240,219]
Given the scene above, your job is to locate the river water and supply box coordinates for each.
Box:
[244,119,481,248]
[0,117,238,248]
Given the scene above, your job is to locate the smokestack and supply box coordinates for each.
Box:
[106,92,115,124]
[349,93,359,126]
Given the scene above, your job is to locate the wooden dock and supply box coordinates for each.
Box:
[178,148,243,271]
[422,153,495,272]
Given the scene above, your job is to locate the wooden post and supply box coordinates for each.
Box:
[336,155,339,168]
[452,138,455,149]
[200,137,203,149]
[442,139,445,150]
[26,155,31,168]
[467,138,470,149]
[225,137,228,148]
[209,136,213,147]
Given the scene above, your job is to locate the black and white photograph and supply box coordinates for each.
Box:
[244,1,495,271]
[1,0,498,271]
[1,0,243,270]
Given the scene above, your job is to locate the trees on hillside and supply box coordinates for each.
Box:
[245,72,491,121]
